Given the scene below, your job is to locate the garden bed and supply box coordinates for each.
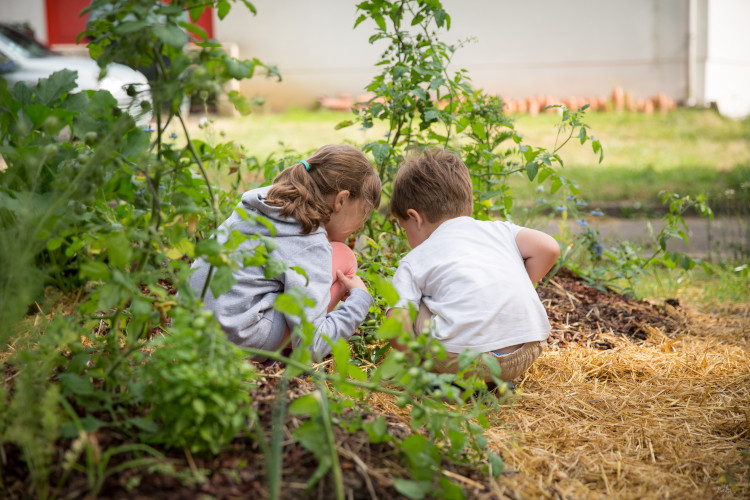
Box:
[3,269,747,499]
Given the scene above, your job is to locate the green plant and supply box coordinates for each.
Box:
[133,307,257,454]
[558,191,714,295]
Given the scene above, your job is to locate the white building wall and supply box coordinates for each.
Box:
[0,0,47,44]
[703,0,750,118]
[1,0,747,117]
[217,0,692,110]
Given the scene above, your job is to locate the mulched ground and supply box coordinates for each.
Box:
[1,268,696,499]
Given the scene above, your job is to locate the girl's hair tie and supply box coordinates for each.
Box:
[300,160,310,171]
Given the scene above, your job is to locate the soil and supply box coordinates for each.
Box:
[0,269,700,499]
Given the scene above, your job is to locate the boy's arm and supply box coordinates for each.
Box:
[515,228,560,283]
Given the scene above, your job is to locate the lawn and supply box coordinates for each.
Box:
[181,107,750,214]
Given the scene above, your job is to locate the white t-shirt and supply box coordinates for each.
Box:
[391,216,551,353]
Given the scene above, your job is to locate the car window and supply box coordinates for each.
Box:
[0,25,56,59]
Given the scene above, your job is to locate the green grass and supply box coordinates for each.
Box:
[181,107,750,213]
[507,109,750,212]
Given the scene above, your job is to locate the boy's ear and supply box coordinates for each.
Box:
[405,208,424,229]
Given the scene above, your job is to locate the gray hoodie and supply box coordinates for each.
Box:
[189,186,373,359]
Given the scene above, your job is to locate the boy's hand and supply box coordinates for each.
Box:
[336,269,367,292]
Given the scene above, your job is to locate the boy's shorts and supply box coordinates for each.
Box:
[431,341,545,382]
[413,302,545,382]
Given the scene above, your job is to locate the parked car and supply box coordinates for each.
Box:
[0,23,152,127]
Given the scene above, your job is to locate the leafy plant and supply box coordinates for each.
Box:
[134,307,257,454]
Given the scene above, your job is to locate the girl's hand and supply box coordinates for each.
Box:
[336,269,367,292]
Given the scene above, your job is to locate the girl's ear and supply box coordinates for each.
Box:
[332,190,351,212]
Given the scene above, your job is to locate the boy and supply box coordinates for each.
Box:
[388,148,560,382]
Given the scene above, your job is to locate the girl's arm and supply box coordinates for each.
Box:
[515,228,560,283]
[284,242,372,360]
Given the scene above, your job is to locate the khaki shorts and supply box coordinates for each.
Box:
[431,341,545,382]
[414,302,545,382]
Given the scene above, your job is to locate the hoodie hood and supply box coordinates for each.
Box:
[236,185,327,239]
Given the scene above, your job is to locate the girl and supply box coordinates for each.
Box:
[189,144,381,360]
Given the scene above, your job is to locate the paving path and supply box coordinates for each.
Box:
[543,216,749,259]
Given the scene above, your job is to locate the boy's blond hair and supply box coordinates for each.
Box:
[390,148,473,223]
[267,144,381,234]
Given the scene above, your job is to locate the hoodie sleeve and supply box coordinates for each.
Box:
[282,239,373,360]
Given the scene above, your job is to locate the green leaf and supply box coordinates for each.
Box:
[376,316,403,340]
[331,338,351,378]
[79,260,110,281]
[393,64,409,80]
[192,398,206,416]
[209,266,236,298]
[264,258,287,279]
[46,237,64,251]
[363,415,389,443]
[288,393,320,416]
[334,120,353,130]
[218,1,231,19]
[183,21,208,40]
[393,478,431,499]
[152,24,189,48]
[36,69,79,106]
[106,232,132,270]
[479,353,502,378]
[470,122,486,140]
[487,451,504,476]
[592,138,604,163]
[576,126,586,144]
[58,373,94,396]
[434,9,449,28]
[371,142,390,164]
[274,293,304,316]
[423,108,441,122]
[525,162,539,181]
[429,77,445,90]
[373,349,404,379]
[289,265,309,285]
[113,20,150,35]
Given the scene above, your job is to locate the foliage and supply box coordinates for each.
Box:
[558,191,714,295]
[347,0,602,225]
[134,308,257,454]
[0,0,729,499]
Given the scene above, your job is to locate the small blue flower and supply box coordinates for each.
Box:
[537,198,547,203]
[577,219,588,226]
[566,195,576,201]
[170,132,178,139]
[591,210,604,216]
[593,243,604,257]
[143,126,155,132]
[556,206,567,211]
[576,200,588,207]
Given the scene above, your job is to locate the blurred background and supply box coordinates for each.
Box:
[2,0,749,117]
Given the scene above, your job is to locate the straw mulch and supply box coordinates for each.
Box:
[488,317,750,499]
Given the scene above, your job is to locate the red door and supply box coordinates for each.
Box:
[45,0,214,46]
[45,0,91,45]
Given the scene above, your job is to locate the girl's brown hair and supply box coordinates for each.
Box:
[266,144,381,234]
[390,148,473,223]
